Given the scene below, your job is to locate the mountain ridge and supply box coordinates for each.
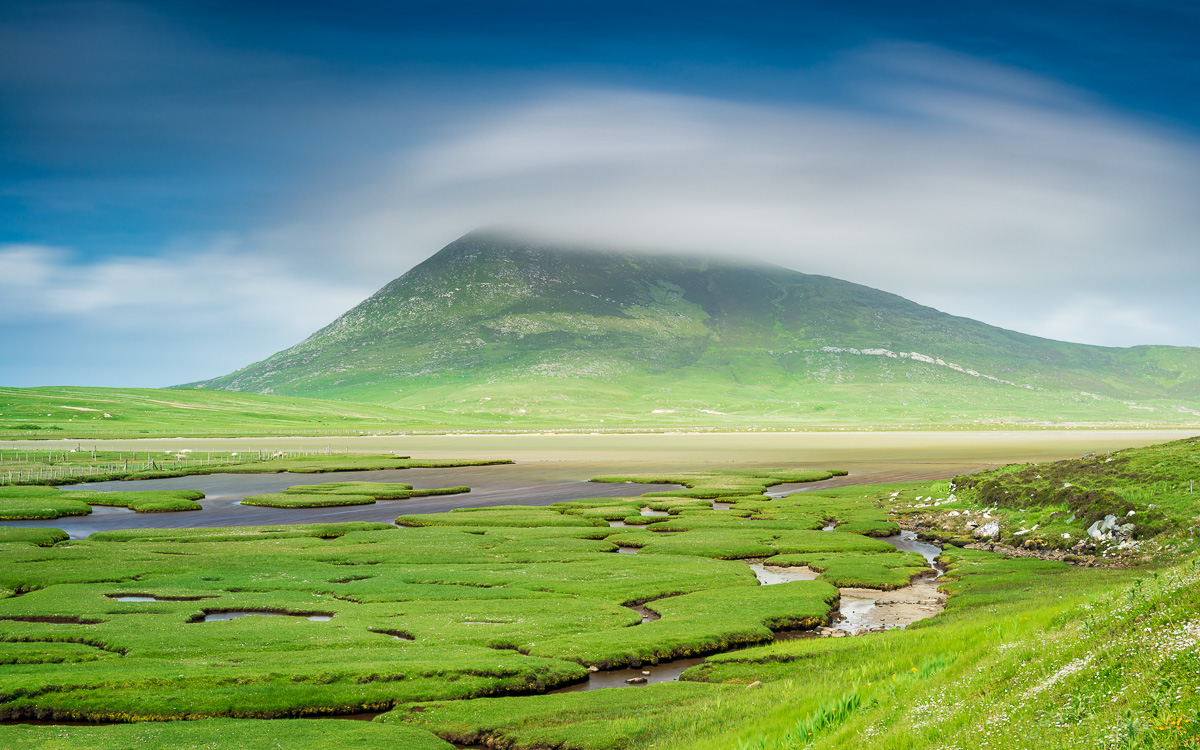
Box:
[184,231,1200,426]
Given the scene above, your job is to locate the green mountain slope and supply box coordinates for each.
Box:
[186,231,1200,427]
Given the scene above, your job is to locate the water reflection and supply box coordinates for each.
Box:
[747,563,820,585]
[199,611,332,622]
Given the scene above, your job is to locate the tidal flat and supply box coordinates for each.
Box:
[7,430,1180,538]
[8,427,1191,472]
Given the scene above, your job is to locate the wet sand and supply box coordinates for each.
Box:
[6,429,1191,469]
[833,580,946,633]
[826,532,946,634]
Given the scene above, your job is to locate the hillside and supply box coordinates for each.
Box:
[187,231,1200,427]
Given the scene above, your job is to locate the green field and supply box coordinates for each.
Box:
[0,441,1196,748]
[3,381,1198,442]
[0,385,475,440]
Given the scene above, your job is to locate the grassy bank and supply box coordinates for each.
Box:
[0,448,510,488]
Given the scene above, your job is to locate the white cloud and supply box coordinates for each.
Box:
[0,242,370,386]
[0,242,367,326]
[7,43,1199,389]
[0,244,57,287]
[1037,297,1181,347]
[287,45,1200,348]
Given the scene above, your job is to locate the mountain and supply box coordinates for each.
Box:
[185,231,1200,427]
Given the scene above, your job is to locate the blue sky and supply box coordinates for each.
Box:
[2,1,1199,386]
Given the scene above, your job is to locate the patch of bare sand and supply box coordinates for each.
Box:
[828,578,947,635]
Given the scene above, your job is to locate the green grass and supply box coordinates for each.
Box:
[381,681,734,749]
[0,527,68,547]
[242,481,472,508]
[525,581,839,669]
[0,487,93,520]
[866,438,1200,563]
[684,553,1200,750]
[240,492,378,508]
[735,486,904,537]
[947,435,1200,548]
[589,468,845,497]
[0,467,871,724]
[0,717,455,749]
[632,528,895,560]
[0,385,481,439]
[69,489,204,512]
[0,457,1197,749]
[392,548,1198,750]
[0,487,204,518]
[89,522,394,543]
[397,506,605,528]
[0,447,512,488]
[294,481,416,497]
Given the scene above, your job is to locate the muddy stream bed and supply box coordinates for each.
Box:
[549,531,945,693]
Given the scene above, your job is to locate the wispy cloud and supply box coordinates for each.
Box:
[0,242,370,386]
[4,42,1199,388]
[295,45,1200,348]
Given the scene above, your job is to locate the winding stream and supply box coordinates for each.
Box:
[550,656,710,692]
[746,532,946,636]
[747,563,820,584]
[887,530,944,575]
[829,533,945,634]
